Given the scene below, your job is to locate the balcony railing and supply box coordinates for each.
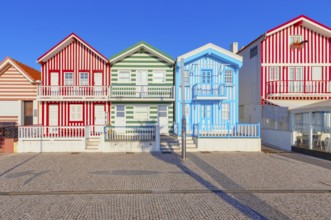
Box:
[109,85,174,99]
[37,86,109,99]
[267,81,331,96]
[192,84,226,100]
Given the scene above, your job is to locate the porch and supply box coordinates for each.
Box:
[37,86,110,100]
[109,85,175,101]
[192,84,227,100]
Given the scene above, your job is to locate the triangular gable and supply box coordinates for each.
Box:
[37,33,109,63]
[266,15,331,37]
[177,43,243,67]
[0,57,40,83]
[110,41,174,65]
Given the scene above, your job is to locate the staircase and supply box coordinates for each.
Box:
[160,135,180,153]
[86,137,100,152]
[178,136,198,151]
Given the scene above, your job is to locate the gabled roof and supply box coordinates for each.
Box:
[109,41,174,65]
[266,15,331,37]
[37,33,109,63]
[177,43,243,66]
[0,57,41,82]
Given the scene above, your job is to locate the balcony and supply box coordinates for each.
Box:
[192,84,227,100]
[109,85,175,101]
[37,86,109,101]
[266,81,331,97]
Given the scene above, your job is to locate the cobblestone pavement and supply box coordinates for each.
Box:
[0,151,330,219]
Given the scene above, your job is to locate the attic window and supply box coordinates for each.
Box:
[250,46,258,58]
[290,35,303,48]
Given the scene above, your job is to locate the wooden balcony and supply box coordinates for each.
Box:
[192,84,227,100]
[266,81,331,97]
[37,86,109,101]
[109,85,175,101]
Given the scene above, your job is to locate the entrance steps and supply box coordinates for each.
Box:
[160,135,198,152]
[178,136,198,151]
[86,137,100,152]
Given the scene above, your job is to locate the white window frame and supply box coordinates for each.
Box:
[289,35,302,45]
[70,104,83,121]
[222,103,230,120]
[153,70,166,83]
[224,70,233,84]
[79,72,89,86]
[119,70,131,83]
[134,106,149,120]
[64,72,74,86]
[269,67,280,81]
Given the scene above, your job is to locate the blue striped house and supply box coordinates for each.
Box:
[175,43,243,136]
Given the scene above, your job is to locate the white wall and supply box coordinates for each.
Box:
[16,139,86,152]
[238,38,262,123]
[261,129,293,151]
[102,141,159,152]
[0,101,20,116]
[196,138,261,152]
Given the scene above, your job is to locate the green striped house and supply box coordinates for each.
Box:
[109,42,175,134]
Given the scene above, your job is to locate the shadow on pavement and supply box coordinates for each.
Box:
[152,152,291,220]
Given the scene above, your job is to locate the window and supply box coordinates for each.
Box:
[312,67,322,80]
[80,72,89,86]
[64,72,73,85]
[290,35,302,46]
[224,70,233,84]
[70,104,83,121]
[289,67,303,80]
[288,67,303,92]
[201,70,212,84]
[250,46,258,58]
[269,67,280,81]
[184,70,189,85]
[119,70,131,83]
[153,71,166,83]
[222,103,230,120]
[135,106,149,120]
[116,105,125,117]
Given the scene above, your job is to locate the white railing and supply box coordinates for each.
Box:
[267,81,331,95]
[193,123,260,138]
[19,126,85,139]
[86,125,105,138]
[104,126,155,141]
[38,86,109,98]
[110,86,174,99]
[192,84,226,99]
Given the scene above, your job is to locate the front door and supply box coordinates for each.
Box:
[50,72,59,95]
[94,73,103,96]
[115,105,126,133]
[201,104,212,130]
[136,70,148,97]
[49,105,58,134]
[158,105,168,134]
[23,101,33,125]
[94,105,105,134]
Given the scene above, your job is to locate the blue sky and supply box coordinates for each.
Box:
[1,0,330,69]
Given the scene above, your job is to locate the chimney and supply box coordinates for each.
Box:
[230,42,238,53]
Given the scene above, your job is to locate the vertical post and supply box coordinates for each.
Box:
[155,125,160,151]
[308,112,313,150]
[181,58,186,159]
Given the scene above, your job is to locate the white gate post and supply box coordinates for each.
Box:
[155,125,160,151]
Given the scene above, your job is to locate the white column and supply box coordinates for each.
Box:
[308,112,313,150]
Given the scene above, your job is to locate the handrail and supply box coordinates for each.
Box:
[38,86,109,97]
[19,126,85,139]
[110,85,174,99]
[105,125,155,141]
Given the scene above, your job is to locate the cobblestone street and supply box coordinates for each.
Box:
[0,150,330,219]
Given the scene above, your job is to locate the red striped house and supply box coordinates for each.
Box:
[238,15,331,124]
[37,33,111,134]
[0,57,40,126]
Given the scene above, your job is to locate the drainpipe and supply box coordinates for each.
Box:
[181,58,186,159]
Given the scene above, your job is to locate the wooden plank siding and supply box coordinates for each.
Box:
[111,49,174,133]
[261,24,331,101]
[0,66,37,100]
[42,102,110,127]
[41,40,110,87]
